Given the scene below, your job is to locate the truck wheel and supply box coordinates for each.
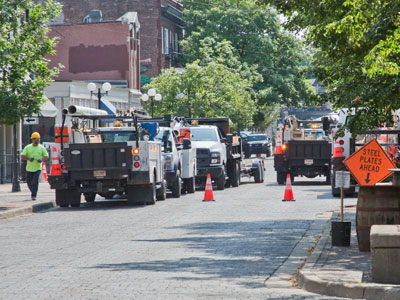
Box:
[277,172,286,185]
[171,170,182,198]
[230,162,241,187]
[56,189,70,207]
[254,163,264,183]
[331,176,340,197]
[216,172,225,190]
[156,179,167,201]
[325,172,331,185]
[139,182,157,205]
[84,193,96,203]
[185,176,196,194]
[69,190,81,208]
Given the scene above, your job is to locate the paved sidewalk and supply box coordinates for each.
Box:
[298,212,400,300]
[0,181,55,220]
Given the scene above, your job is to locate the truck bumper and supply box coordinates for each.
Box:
[196,165,224,180]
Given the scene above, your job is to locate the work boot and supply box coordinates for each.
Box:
[31,197,36,201]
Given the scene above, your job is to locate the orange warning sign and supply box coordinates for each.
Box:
[343,139,395,186]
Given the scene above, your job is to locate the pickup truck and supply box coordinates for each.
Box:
[154,126,197,197]
[48,111,164,207]
[178,118,264,189]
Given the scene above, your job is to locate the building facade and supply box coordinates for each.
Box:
[57,0,185,83]
[48,13,141,90]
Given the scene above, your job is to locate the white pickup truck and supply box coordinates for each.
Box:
[155,126,197,197]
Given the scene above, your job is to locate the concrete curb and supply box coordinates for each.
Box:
[0,200,56,220]
[297,219,400,300]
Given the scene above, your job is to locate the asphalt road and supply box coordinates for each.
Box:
[0,157,355,299]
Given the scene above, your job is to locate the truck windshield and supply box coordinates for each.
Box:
[304,130,325,140]
[100,131,136,142]
[190,128,218,142]
[248,135,267,141]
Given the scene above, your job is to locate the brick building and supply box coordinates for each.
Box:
[58,0,185,83]
[48,12,140,90]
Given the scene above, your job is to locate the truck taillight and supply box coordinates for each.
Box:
[282,144,287,150]
[339,140,344,145]
[61,164,67,170]
[134,162,140,168]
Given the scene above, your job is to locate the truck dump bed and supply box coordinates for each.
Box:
[287,140,331,167]
[64,142,132,180]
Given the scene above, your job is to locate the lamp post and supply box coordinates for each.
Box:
[141,88,162,118]
[87,82,112,110]
[11,123,21,192]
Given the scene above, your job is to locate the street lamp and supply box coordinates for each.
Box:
[87,82,112,110]
[141,89,162,118]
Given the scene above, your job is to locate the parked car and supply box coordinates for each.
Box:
[243,133,271,158]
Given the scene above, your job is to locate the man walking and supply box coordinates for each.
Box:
[21,132,49,200]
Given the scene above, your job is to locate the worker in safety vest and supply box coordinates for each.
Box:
[21,132,49,200]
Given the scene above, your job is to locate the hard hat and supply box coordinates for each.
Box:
[31,132,41,139]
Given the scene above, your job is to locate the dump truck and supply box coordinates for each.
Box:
[274,116,332,184]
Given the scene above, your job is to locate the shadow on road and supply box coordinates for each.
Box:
[86,219,321,289]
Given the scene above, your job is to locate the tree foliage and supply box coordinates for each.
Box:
[144,40,260,131]
[259,0,400,133]
[181,0,316,115]
[0,0,61,125]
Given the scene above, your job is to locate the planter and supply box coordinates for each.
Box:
[356,186,400,251]
[332,221,351,247]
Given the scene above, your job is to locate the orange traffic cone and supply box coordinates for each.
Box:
[41,162,48,181]
[282,174,295,202]
[275,133,283,155]
[50,146,61,176]
[203,173,215,202]
[333,141,344,158]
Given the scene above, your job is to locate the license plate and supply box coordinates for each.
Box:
[94,170,106,177]
[304,159,313,165]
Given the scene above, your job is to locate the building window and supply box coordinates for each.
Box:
[163,27,169,55]
[174,33,179,54]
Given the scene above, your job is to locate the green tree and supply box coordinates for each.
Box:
[259,0,400,133]
[0,0,61,125]
[181,0,316,118]
[144,41,261,131]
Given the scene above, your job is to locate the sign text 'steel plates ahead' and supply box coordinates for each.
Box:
[343,139,395,186]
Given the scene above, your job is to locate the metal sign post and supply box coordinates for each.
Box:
[335,171,350,222]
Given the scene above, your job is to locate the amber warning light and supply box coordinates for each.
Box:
[132,148,140,155]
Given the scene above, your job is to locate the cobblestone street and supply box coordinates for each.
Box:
[0,158,355,299]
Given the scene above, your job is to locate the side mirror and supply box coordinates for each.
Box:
[182,138,191,150]
[164,140,173,152]
[220,137,227,143]
[321,116,330,132]
[176,143,183,150]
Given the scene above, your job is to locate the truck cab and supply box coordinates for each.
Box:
[188,125,228,190]
[155,127,183,197]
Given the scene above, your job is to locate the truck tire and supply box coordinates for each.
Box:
[156,180,167,201]
[56,189,70,207]
[277,172,286,185]
[171,170,182,198]
[230,161,241,187]
[140,182,157,205]
[69,190,81,208]
[185,176,196,194]
[325,171,331,185]
[84,193,96,203]
[254,163,264,183]
[216,172,225,190]
[331,175,340,197]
